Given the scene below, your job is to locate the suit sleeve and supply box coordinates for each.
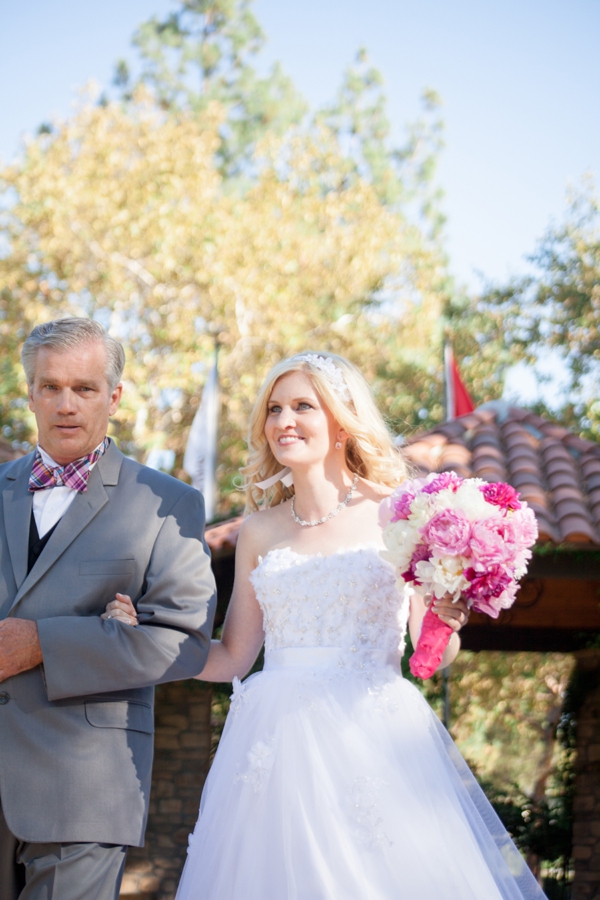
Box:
[36,487,217,701]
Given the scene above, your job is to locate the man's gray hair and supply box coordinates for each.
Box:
[21,318,126,390]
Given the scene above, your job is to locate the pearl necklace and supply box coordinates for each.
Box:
[291,474,359,527]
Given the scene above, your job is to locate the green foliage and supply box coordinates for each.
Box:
[480,178,600,439]
[316,50,445,232]
[119,0,306,175]
[481,778,573,869]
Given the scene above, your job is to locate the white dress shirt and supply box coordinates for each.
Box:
[32,446,101,537]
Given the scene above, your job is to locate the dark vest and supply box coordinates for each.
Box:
[28,512,59,575]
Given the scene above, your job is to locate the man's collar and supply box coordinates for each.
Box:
[36,437,110,470]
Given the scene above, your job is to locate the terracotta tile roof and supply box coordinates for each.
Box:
[404,400,600,546]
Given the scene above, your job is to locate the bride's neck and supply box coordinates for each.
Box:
[291,464,356,520]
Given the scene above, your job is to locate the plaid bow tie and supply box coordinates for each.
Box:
[28,437,110,494]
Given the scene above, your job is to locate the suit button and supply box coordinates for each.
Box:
[0,692,9,705]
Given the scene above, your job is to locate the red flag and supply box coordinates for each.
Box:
[444,344,475,420]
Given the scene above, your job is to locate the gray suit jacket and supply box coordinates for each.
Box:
[0,440,216,846]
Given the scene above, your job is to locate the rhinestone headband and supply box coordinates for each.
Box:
[298,354,351,402]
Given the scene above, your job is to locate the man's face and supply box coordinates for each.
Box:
[28,341,122,465]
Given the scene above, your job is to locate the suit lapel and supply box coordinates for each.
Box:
[2,454,35,590]
[10,441,124,609]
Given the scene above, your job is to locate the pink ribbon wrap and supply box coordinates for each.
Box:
[409,607,454,680]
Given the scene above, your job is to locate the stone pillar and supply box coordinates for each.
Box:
[572,649,600,900]
[120,680,213,900]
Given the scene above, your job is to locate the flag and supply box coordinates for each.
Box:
[183,351,219,521]
[444,344,475,420]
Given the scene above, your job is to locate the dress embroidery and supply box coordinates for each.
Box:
[346,777,393,850]
[235,737,277,792]
[250,547,409,656]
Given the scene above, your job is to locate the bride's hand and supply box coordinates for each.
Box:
[429,594,470,632]
[102,593,139,626]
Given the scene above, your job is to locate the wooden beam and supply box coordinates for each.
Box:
[466,578,600,631]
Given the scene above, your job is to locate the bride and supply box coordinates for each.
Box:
[105,352,547,899]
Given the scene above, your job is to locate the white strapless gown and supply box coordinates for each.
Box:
[176,547,547,900]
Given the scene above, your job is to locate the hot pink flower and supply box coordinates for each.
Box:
[463,565,512,615]
[421,509,471,556]
[392,490,417,521]
[422,471,463,495]
[401,543,432,585]
[480,482,521,511]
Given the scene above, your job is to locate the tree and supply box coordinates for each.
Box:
[480,178,600,438]
[115,0,306,175]
[109,1,513,436]
[317,50,445,232]
[0,91,450,508]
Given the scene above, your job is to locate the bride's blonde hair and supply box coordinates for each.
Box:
[242,352,408,512]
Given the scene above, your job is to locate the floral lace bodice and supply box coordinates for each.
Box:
[250,546,409,656]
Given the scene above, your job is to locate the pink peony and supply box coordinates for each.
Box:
[510,506,539,549]
[391,490,417,521]
[401,543,432,585]
[421,509,471,556]
[472,581,518,618]
[378,494,396,529]
[480,482,521,511]
[378,487,416,527]
[470,516,517,567]
[463,565,512,615]
[422,471,464,495]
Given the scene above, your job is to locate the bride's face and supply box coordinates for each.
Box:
[265,371,340,469]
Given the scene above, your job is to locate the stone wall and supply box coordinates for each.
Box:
[120,680,213,900]
[572,649,600,900]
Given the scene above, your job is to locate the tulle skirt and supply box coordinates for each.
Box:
[176,647,546,900]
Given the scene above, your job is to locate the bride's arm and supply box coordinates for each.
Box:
[102,517,266,683]
[408,590,469,670]
[194,519,265,682]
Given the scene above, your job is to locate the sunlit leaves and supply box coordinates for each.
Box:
[0,93,448,508]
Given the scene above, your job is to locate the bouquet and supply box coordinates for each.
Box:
[379,471,538,679]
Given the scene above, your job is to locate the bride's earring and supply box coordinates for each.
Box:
[335,441,342,450]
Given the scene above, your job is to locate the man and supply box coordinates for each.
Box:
[0,318,216,899]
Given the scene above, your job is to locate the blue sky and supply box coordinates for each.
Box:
[1,0,598,403]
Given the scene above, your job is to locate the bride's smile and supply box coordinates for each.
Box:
[264,370,342,469]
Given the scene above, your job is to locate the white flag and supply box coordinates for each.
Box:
[183,354,219,521]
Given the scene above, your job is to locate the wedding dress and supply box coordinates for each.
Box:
[177,546,546,900]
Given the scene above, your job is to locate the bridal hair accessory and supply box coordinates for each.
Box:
[256,467,294,490]
[291,473,359,527]
[298,355,351,403]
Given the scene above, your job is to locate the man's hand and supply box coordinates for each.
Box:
[0,619,43,682]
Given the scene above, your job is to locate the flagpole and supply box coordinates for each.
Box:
[443,341,454,422]
[183,335,220,523]
[442,336,451,729]
[209,335,220,520]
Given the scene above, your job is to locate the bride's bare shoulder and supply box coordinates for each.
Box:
[358,478,399,502]
[238,502,292,557]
